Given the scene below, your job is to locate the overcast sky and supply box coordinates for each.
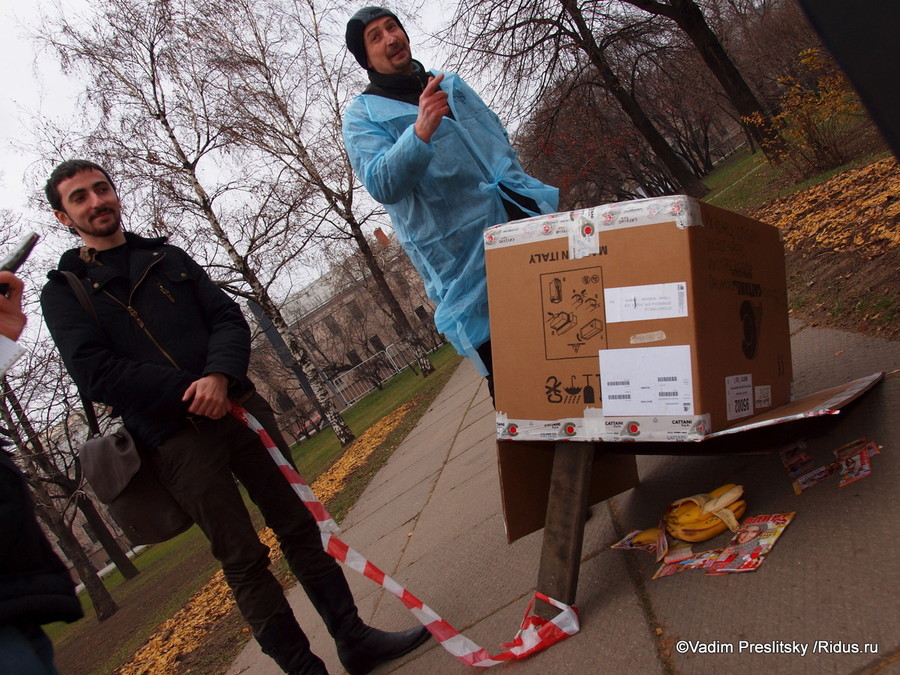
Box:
[1,1,77,215]
[4,0,103,216]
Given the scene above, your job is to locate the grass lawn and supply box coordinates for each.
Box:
[702,146,893,212]
[286,344,462,483]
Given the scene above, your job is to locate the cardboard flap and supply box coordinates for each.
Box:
[708,371,884,439]
[79,427,141,503]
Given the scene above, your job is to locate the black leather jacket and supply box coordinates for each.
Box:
[41,233,253,449]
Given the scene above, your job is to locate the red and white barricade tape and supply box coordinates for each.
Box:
[230,403,580,666]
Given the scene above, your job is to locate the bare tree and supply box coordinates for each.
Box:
[0,387,118,620]
[39,0,356,444]
[193,0,434,376]
[619,0,788,161]
[0,224,140,583]
[704,0,821,106]
[517,73,682,207]
[446,0,709,197]
[3,372,140,582]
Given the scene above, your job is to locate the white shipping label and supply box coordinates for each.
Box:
[755,385,772,410]
[726,374,754,420]
[599,345,694,416]
[604,282,688,323]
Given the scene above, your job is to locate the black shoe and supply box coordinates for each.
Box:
[254,609,327,674]
[302,567,432,674]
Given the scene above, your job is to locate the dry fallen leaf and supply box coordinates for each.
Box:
[752,157,900,255]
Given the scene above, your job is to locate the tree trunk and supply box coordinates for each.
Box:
[624,0,788,162]
[562,0,710,198]
[0,389,119,619]
[273,307,357,446]
[152,109,357,447]
[77,495,140,579]
[3,379,139,580]
[32,494,119,621]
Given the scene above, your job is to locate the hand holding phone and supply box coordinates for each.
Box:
[0,271,25,340]
[0,233,39,295]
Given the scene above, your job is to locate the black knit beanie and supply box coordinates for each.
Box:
[345,6,408,69]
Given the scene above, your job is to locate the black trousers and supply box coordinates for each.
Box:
[475,340,495,403]
[149,393,337,635]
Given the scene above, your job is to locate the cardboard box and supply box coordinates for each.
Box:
[484,196,793,442]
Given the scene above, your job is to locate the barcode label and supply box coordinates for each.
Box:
[606,380,630,387]
[658,376,677,382]
[659,391,679,398]
[608,394,631,400]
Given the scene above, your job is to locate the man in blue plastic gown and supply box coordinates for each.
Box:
[342,7,559,397]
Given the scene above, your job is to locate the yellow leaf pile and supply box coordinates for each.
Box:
[114,401,413,674]
[751,157,900,255]
[310,401,413,503]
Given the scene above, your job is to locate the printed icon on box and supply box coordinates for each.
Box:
[545,376,563,403]
[564,376,582,398]
[582,374,597,404]
[578,318,604,341]
[548,311,576,335]
[541,266,607,360]
[740,300,762,359]
[542,375,597,405]
[549,277,563,303]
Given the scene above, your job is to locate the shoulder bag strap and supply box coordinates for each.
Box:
[60,270,102,437]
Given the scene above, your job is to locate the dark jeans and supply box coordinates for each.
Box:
[0,623,60,675]
[149,393,338,636]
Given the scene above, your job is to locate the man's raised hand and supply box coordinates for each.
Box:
[414,74,450,143]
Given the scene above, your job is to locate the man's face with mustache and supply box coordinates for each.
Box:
[53,169,123,244]
[363,15,413,76]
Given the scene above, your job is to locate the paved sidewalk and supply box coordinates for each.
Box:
[228,320,899,675]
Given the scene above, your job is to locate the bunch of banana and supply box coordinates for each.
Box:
[664,483,747,543]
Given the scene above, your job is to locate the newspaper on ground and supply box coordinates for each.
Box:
[705,512,796,574]
[791,437,881,494]
[649,513,796,579]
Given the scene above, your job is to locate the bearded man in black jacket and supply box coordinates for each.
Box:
[40,160,429,674]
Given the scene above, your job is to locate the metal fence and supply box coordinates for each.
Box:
[332,339,442,407]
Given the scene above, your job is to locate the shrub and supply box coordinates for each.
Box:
[747,49,867,178]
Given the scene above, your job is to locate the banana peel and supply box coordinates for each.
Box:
[666,500,747,542]
[663,483,739,525]
[629,525,670,562]
[631,527,662,547]
[621,483,748,551]
[664,484,746,542]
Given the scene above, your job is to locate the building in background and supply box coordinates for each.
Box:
[249,229,443,443]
